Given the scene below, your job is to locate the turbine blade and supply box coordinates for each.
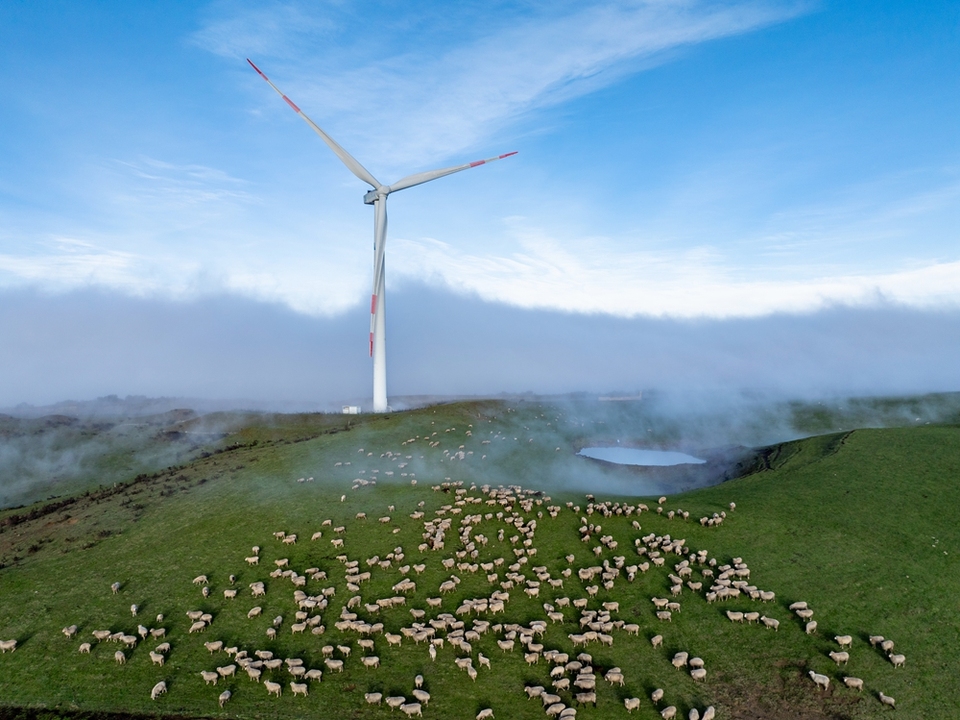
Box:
[247,59,381,189]
[387,151,518,194]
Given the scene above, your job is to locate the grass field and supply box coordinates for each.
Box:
[0,399,957,719]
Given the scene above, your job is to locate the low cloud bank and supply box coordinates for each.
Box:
[1,284,958,408]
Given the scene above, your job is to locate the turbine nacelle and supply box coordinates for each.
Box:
[364,188,388,205]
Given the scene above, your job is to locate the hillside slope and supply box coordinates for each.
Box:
[0,403,956,719]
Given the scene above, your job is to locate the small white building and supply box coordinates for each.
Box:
[342,405,361,415]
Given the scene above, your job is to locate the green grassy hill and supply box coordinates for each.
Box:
[0,400,957,719]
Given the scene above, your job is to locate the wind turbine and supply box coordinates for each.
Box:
[248,59,516,413]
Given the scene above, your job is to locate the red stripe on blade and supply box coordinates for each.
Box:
[369,333,374,356]
[469,160,486,168]
[247,59,264,76]
[283,95,301,113]
[500,151,518,158]
[370,294,377,314]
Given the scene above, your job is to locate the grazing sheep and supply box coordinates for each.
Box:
[201,671,219,685]
[413,689,430,705]
[193,575,209,585]
[62,625,78,639]
[154,642,170,654]
[247,606,262,619]
[150,681,167,700]
[151,628,166,639]
[218,690,231,708]
[835,635,853,648]
[843,676,864,691]
[401,702,423,717]
[808,670,829,691]
[365,692,383,704]
[150,651,165,666]
[671,652,689,670]
[223,589,237,599]
[324,659,344,672]
[291,682,308,697]
[889,653,906,668]
[880,640,895,653]
[651,635,663,648]
[661,707,678,720]
[114,650,126,664]
[246,667,262,682]
[79,643,92,654]
[245,556,259,566]
[829,651,850,666]
[205,640,223,654]
[361,655,380,668]
[526,686,545,698]
[690,668,707,681]
[805,621,818,635]
[878,692,896,708]
[702,707,715,720]
[386,696,407,710]
[545,703,566,717]
[760,616,780,631]
[217,664,236,677]
[624,697,641,712]
[265,681,282,697]
[651,688,664,703]
[189,621,206,634]
[477,709,494,720]
[869,635,885,647]
[130,604,139,617]
[111,582,121,594]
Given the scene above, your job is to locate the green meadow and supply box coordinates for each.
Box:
[0,400,957,719]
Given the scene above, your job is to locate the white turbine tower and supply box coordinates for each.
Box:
[248,59,516,413]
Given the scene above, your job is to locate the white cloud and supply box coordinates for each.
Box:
[389,227,960,317]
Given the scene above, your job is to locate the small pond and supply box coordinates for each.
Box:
[578,446,706,467]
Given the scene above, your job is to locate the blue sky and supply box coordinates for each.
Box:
[0,1,959,405]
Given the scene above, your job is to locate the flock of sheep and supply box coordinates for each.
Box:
[1,422,908,718]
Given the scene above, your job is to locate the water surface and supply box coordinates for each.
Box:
[578,446,706,466]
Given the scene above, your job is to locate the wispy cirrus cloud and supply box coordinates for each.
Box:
[196,1,807,168]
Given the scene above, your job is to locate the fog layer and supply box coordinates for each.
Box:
[1,285,958,407]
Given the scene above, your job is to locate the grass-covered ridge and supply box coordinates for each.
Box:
[0,400,957,719]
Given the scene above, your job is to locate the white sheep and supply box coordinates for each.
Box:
[879,692,896,708]
[290,682,308,697]
[829,650,850,666]
[62,625,78,639]
[1,639,20,653]
[702,707,715,720]
[412,689,430,705]
[835,634,853,648]
[114,650,126,664]
[265,680,282,697]
[365,692,383,704]
[808,670,829,691]
[201,671,219,685]
[386,696,407,710]
[805,620,818,635]
[219,690,231,707]
[661,707,678,720]
[651,688,664,704]
[760,616,779,631]
[79,643,92,654]
[401,702,423,717]
[150,681,167,700]
[842,676,864,691]
[889,653,906,668]
[150,651,165,666]
[477,709,494,720]
[624,697,641,712]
